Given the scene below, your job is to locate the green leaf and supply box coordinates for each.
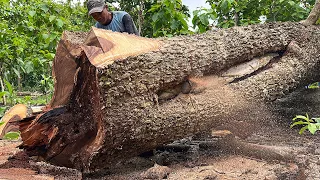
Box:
[288,1,295,6]
[220,0,230,12]
[12,37,21,46]
[199,26,206,33]
[28,11,36,17]
[4,79,13,95]
[290,121,309,128]
[313,118,320,123]
[56,19,64,28]
[299,126,308,135]
[0,107,7,117]
[44,53,55,59]
[306,113,310,121]
[0,122,5,126]
[298,14,304,19]
[152,13,159,22]
[199,14,209,26]
[293,115,309,122]
[228,0,235,4]
[3,132,20,140]
[12,68,20,78]
[42,33,49,40]
[170,20,179,30]
[0,91,8,99]
[193,9,200,16]
[49,15,56,22]
[308,123,318,134]
[24,61,34,74]
[148,4,161,12]
[41,4,49,13]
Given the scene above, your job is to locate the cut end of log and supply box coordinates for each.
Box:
[49,31,84,108]
[19,53,103,171]
[82,27,162,68]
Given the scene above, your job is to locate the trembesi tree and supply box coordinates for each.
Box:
[17,0,320,173]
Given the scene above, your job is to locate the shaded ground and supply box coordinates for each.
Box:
[1,88,320,179]
[0,124,320,180]
[84,124,319,180]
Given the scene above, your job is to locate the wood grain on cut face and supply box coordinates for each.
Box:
[50,32,82,108]
[84,27,161,68]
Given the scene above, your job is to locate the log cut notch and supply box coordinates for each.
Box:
[18,22,320,172]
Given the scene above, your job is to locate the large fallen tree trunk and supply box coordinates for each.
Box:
[18,22,320,172]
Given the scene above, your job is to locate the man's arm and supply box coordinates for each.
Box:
[122,14,139,36]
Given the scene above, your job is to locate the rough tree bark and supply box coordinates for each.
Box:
[18,21,320,172]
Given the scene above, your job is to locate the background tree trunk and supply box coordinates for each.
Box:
[19,22,320,172]
[302,0,320,25]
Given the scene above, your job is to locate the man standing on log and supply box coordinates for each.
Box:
[87,0,139,36]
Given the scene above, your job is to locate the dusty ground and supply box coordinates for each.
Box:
[0,123,320,180]
[1,88,320,180]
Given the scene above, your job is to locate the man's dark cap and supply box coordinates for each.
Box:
[87,0,105,15]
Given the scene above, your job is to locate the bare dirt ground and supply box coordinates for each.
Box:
[0,123,320,180]
[1,88,320,180]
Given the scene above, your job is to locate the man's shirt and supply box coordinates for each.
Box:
[95,11,139,36]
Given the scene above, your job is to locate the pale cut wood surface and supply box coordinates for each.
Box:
[83,27,161,68]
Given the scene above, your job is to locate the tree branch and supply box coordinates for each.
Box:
[302,0,320,25]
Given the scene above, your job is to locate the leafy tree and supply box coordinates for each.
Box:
[0,0,93,94]
[107,0,191,37]
[192,7,217,33]
[192,0,315,31]
[106,0,155,36]
[148,0,191,37]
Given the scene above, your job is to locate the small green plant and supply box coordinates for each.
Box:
[0,106,7,117]
[40,75,54,103]
[16,94,50,106]
[2,79,16,106]
[305,82,320,89]
[291,113,320,135]
[3,131,21,140]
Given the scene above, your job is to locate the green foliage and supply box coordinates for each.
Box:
[3,132,20,140]
[107,0,191,37]
[40,74,54,103]
[0,106,8,118]
[291,114,320,135]
[191,0,316,31]
[148,0,191,37]
[2,79,15,106]
[106,0,152,36]
[0,92,8,102]
[16,94,51,106]
[192,8,216,33]
[0,0,93,93]
[306,82,319,89]
[0,107,7,118]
